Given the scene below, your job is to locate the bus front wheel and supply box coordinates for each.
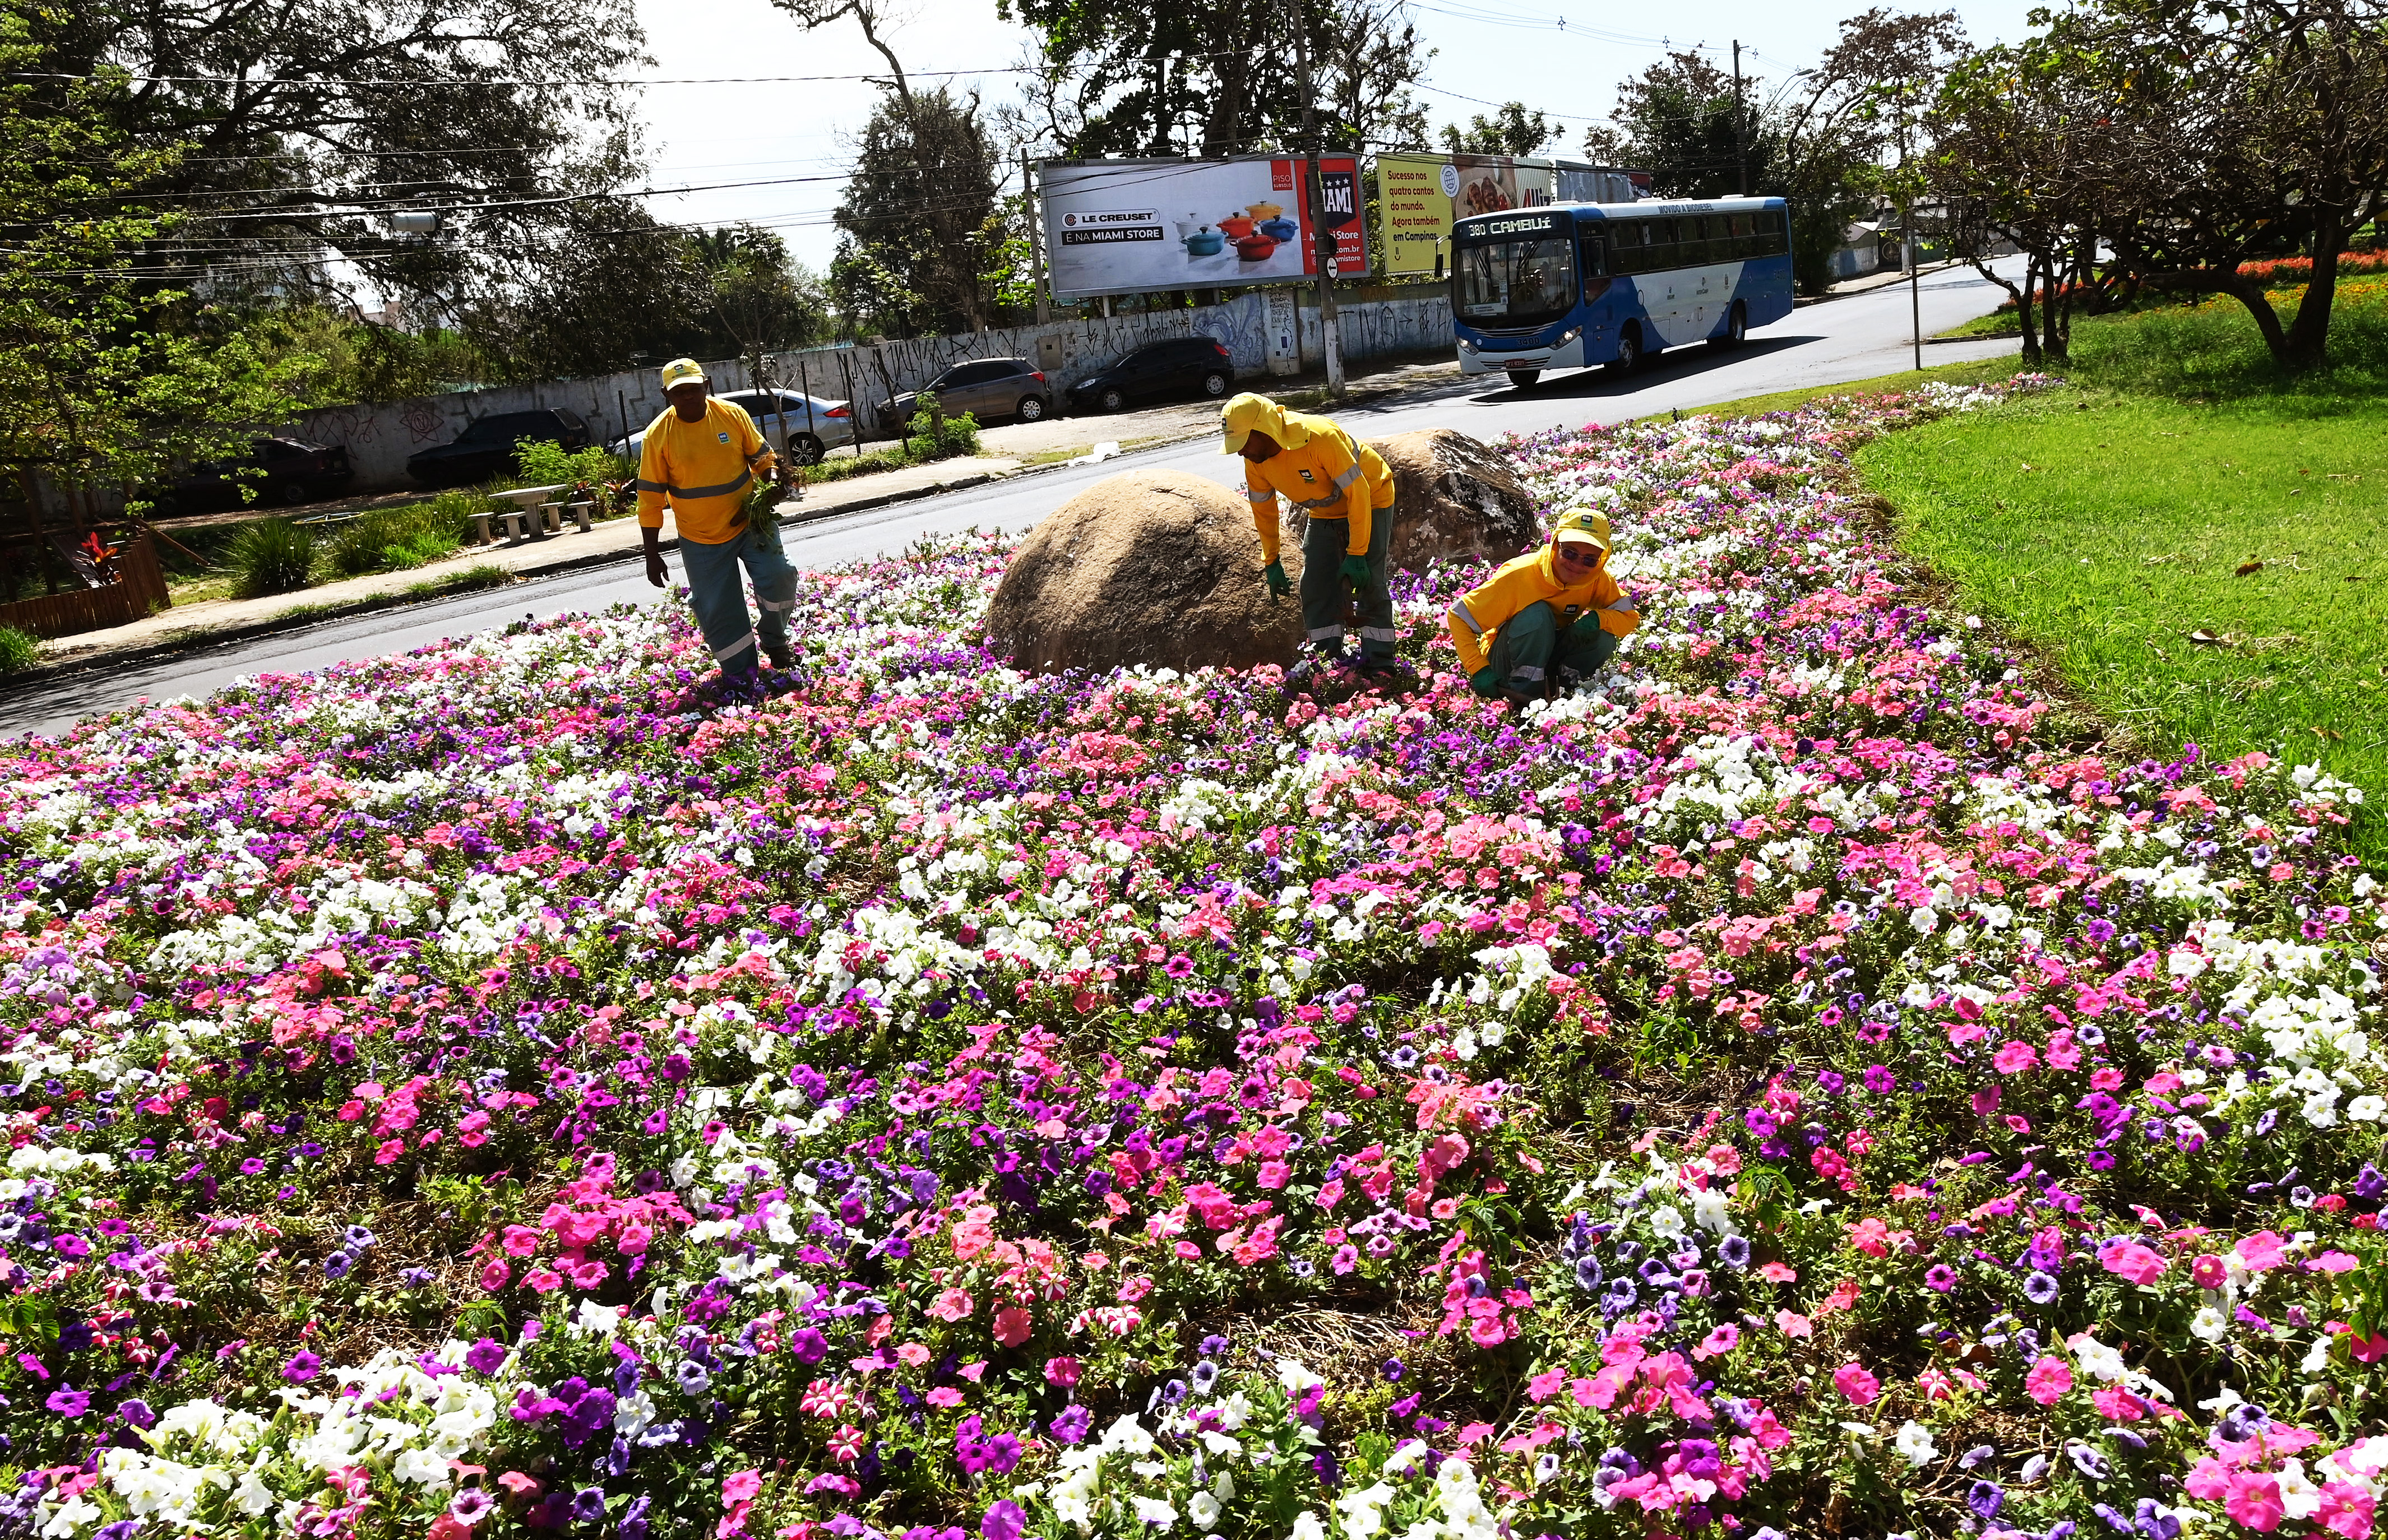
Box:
[1709,302,1748,349]
[1505,368,1540,391]
[1607,327,1643,374]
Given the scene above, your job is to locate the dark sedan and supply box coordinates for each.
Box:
[406,407,592,488]
[1063,336,1235,414]
[160,437,353,511]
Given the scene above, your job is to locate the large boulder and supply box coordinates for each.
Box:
[1284,428,1540,573]
[983,468,1306,673]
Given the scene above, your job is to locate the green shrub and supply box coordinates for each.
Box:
[904,391,980,461]
[0,625,38,676]
[228,518,317,599]
[322,501,471,578]
[515,440,626,489]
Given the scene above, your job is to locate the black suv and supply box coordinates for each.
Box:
[1063,336,1235,414]
[406,408,593,488]
[160,436,354,511]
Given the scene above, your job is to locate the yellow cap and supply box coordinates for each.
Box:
[1219,392,1283,453]
[1552,508,1612,551]
[659,358,708,392]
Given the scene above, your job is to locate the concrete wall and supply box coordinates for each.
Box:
[290,288,1456,496]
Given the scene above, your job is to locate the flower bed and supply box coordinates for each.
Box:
[3,375,2384,1540]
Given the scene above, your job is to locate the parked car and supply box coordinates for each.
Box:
[1064,336,1234,415]
[159,436,353,511]
[610,390,857,466]
[406,407,591,488]
[877,358,1053,432]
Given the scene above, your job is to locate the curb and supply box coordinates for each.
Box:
[2,466,1020,692]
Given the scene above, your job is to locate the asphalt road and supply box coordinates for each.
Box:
[2,265,2020,740]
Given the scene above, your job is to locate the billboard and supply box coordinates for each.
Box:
[1377,155,1645,276]
[1038,156,1366,302]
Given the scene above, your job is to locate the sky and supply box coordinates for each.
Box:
[627,0,2047,277]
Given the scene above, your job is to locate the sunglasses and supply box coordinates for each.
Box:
[1553,544,1602,565]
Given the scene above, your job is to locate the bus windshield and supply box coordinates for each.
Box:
[1454,237,1577,326]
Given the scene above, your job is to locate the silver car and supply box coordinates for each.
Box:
[610,389,857,466]
[879,358,1054,432]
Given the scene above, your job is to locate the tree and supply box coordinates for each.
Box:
[1321,0,1433,153]
[2061,0,2388,373]
[0,10,309,550]
[452,204,715,383]
[693,226,832,361]
[1439,103,1554,157]
[27,0,647,316]
[1587,16,1965,296]
[996,0,1427,159]
[1926,39,2102,365]
[1583,53,1755,199]
[827,86,1009,337]
[1775,10,1965,294]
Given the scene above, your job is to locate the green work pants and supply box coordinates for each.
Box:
[1485,600,1619,703]
[1299,500,1396,664]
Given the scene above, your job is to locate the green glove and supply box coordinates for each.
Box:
[1262,560,1292,599]
[1339,554,1371,586]
[1469,666,1504,699]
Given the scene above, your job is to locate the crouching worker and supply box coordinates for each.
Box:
[1221,392,1400,675]
[1448,509,1639,703]
[638,356,797,678]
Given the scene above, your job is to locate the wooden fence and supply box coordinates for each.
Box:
[0,531,171,638]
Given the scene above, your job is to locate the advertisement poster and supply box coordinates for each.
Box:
[1376,154,1560,276]
[1039,156,1365,301]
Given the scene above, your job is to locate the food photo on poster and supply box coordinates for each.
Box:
[1038,156,1364,301]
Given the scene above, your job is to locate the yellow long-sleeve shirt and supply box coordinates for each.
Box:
[1243,409,1394,562]
[1446,545,1640,675]
[635,398,776,546]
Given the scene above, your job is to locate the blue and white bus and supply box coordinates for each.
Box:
[1450,197,1794,387]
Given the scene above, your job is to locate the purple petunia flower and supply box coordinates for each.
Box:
[284,1351,322,1383]
[46,1388,91,1417]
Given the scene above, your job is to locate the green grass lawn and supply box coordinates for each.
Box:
[1860,276,2388,856]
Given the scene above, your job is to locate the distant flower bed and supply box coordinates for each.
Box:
[4,373,2385,1540]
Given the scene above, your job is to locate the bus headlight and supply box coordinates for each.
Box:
[1458,337,1477,352]
[1556,326,1582,346]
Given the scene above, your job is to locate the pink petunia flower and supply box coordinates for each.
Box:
[1831,1362,1879,1405]
[2023,1355,2073,1407]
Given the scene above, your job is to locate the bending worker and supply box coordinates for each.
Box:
[1221,392,1400,674]
[1447,509,1639,703]
[638,357,797,678]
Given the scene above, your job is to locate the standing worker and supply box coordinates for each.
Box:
[1446,509,1640,703]
[637,358,797,679]
[1221,392,1401,678]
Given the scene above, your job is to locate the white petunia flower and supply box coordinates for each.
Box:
[1892,1421,1939,1467]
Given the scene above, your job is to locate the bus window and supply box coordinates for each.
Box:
[1756,208,1788,255]
[1728,212,1755,259]
[1611,221,1645,273]
[1645,217,1679,270]
[1579,231,1607,277]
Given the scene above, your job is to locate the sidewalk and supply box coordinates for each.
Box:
[27,455,1021,677]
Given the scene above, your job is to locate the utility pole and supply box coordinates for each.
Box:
[1292,0,1344,395]
[1021,149,1052,324]
[1901,96,1921,371]
[1732,41,1748,197]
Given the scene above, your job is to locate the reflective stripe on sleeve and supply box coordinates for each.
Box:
[1449,600,1483,634]
[1329,463,1362,491]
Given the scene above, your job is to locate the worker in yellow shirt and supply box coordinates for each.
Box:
[1446,508,1639,703]
[637,358,795,678]
[1220,393,1400,676]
